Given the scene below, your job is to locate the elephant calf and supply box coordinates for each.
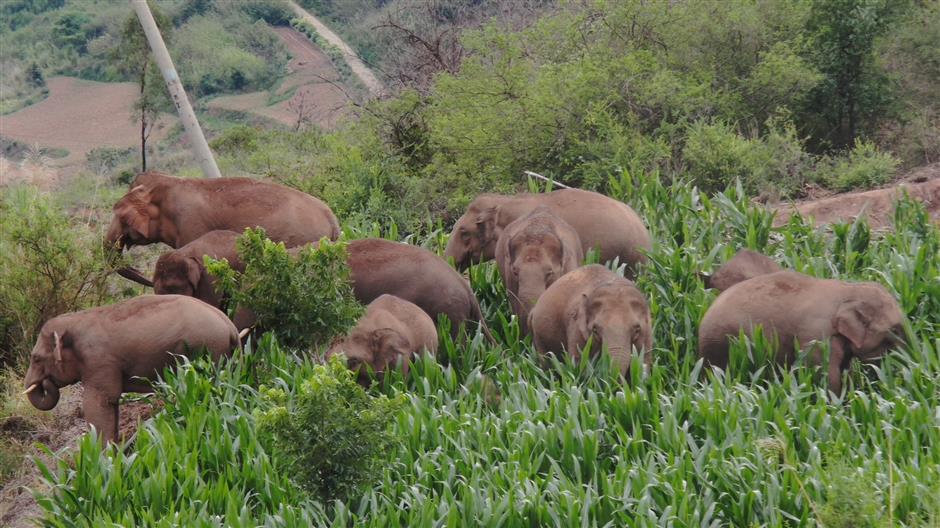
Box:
[698,271,906,394]
[326,295,438,384]
[495,207,583,334]
[23,295,239,443]
[702,249,782,292]
[528,265,653,377]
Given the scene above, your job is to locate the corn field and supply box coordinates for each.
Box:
[35,172,940,527]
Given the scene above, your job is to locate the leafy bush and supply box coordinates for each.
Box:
[206,228,363,349]
[819,139,899,191]
[0,187,117,367]
[257,355,404,502]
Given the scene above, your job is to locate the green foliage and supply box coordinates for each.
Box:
[819,139,899,191]
[0,187,118,367]
[51,10,93,52]
[33,172,940,526]
[0,0,64,32]
[257,355,404,502]
[206,228,363,350]
[801,0,905,149]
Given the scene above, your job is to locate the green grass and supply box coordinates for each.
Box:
[32,171,940,527]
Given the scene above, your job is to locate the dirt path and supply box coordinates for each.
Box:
[772,163,940,229]
[208,27,350,128]
[286,0,384,96]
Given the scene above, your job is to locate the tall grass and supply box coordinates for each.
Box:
[34,172,940,527]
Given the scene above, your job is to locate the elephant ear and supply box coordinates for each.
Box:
[475,206,499,243]
[833,300,872,351]
[53,331,74,363]
[569,293,591,344]
[186,257,204,293]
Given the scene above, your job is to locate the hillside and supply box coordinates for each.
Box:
[2,1,940,527]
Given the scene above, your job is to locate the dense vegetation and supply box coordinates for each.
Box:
[31,174,940,526]
[208,0,940,233]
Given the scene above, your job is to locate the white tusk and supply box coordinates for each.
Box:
[23,383,39,395]
[238,327,251,340]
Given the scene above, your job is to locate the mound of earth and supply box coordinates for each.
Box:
[0,77,171,167]
[773,163,940,229]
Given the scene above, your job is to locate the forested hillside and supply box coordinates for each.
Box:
[1,1,939,526]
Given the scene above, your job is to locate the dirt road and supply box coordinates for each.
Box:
[286,0,384,96]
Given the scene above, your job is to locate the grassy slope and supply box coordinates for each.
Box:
[33,173,940,527]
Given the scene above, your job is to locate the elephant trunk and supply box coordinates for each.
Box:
[516,273,547,329]
[26,378,60,411]
[104,220,154,287]
[601,329,633,377]
[444,236,469,271]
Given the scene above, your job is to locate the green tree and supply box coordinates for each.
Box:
[802,0,904,150]
[112,5,172,172]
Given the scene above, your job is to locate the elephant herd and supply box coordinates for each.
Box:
[22,172,908,442]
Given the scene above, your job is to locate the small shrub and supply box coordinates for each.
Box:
[818,460,883,528]
[0,187,117,367]
[256,355,404,502]
[819,139,899,191]
[206,228,363,349]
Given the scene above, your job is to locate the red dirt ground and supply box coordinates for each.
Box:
[772,163,940,229]
[0,76,171,167]
[207,27,351,129]
[0,386,156,527]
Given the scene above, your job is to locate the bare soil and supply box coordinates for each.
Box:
[772,163,940,229]
[207,27,351,129]
[0,77,171,167]
[0,386,155,527]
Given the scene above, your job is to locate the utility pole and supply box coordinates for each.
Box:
[130,0,221,178]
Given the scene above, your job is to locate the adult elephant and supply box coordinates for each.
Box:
[698,271,907,394]
[341,239,493,341]
[700,249,782,292]
[529,265,653,377]
[23,295,238,443]
[105,171,340,285]
[444,189,651,278]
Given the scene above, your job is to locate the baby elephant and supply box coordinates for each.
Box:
[698,271,906,394]
[326,295,438,384]
[529,265,653,377]
[496,207,583,334]
[701,249,782,292]
[23,295,239,443]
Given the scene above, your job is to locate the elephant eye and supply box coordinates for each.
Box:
[545,270,555,280]
[511,266,519,276]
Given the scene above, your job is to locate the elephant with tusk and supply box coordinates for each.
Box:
[23,295,239,443]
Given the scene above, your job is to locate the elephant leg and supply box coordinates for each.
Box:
[82,384,121,444]
[827,337,849,396]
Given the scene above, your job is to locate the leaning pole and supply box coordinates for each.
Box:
[130,0,221,179]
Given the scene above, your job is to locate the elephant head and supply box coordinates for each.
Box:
[573,281,652,376]
[832,283,906,362]
[104,185,163,287]
[23,328,82,411]
[445,195,508,270]
[153,253,203,297]
[326,328,413,384]
[500,210,582,327]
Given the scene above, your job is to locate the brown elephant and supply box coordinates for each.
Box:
[23,295,238,443]
[285,238,493,341]
[701,249,782,291]
[326,294,438,384]
[105,171,340,285]
[495,207,583,334]
[140,230,255,330]
[444,189,651,278]
[697,271,906,394]
[528,265,653,377]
